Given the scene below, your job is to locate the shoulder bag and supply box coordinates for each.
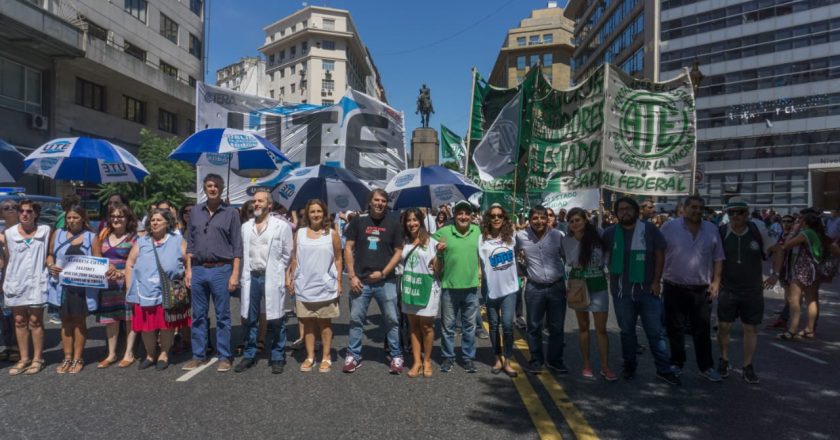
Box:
[151,238,190,322]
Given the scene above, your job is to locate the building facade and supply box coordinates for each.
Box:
[0,0,204,196]
[564,0,660,83]
[488,1,575,89]
[215,56,268,96]
[660,0,840,212]
[258,6,386,105]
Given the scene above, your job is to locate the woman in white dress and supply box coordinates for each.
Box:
[2,199,50,375]
[400,208,440,378]
[286,199,342,373]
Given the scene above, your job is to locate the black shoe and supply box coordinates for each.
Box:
[657,371,682,386]
[270,361,286,375]
[547,362,569,374]
[234,344,245,358]
[636,345,646,355]
[234,358,256,373]
[621,363,636,380]
[138,358,155,370]
[155,359,169,371]
[464,360,477,373]
[717,358,731,378]
[440,358,454,373]
[742,364,760,384]
[527,361,544,374]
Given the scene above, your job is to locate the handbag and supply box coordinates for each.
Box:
[565,269,591,311]
[151,238,190,322]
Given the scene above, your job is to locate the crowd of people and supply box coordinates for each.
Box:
[1,174,837,386]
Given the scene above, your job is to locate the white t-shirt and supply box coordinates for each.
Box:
[479,234,519,299]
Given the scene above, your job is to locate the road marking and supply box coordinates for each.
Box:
[770,343,829,365]
[176,357,219,382]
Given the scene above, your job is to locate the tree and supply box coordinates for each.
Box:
[97,129,195,216]
[441,160,462,173]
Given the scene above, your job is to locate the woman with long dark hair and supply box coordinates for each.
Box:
[563,208,616,380]
[779,213,840,339]
[435,210,449,231]
[479,203,519,377]
[400,208,440,377]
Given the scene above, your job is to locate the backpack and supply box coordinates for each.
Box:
[719,222,766,261]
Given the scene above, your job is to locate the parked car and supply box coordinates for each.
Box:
[0,194,62,230]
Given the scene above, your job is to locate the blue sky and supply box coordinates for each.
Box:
[207,0,567,145]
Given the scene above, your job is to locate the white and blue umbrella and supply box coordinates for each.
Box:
[271,165,370,212]
[0,139,25,183]
[23,137,149,183]
[385,165,482,210]
[169,128,288,173]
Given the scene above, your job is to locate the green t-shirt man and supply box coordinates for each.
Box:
[433,223,480,290]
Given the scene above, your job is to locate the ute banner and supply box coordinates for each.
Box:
[195,82,406,204]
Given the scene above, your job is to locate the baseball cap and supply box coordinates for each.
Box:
[724,197,748,212]
[453,199,473,213]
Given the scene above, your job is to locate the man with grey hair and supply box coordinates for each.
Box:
[235,189,293,374]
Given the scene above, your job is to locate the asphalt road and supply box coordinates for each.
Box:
[1,276,838,440]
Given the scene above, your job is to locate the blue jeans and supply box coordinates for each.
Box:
[243,274,286,362]
[1,307,16,349]
[485,292,516,358]
[191,264,233,360]
[611,289,671,374]
[347,281,401,361]
[524,281,566,365]
[441,288,479,361]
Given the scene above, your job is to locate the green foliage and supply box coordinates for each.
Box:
[441,160,462,173]
[97,129,195,217]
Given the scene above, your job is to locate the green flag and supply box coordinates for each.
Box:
[440,125,466,169]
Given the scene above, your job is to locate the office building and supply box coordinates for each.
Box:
[258,5,387,105]
[216,56,268,97]
[660,0,840,211]
[488,1,575,88]
[0,0,204,195]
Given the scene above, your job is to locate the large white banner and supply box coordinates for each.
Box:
[195,83,406,204]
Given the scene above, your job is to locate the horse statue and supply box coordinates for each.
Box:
[416,84,434,128]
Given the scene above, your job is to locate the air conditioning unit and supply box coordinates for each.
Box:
[30,114,48,131]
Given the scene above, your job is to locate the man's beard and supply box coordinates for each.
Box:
[254,208,263,218]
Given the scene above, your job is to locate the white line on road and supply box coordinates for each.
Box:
[771,343,829,365]
[176,357,218,382]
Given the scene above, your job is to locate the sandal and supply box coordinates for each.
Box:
[97,358,117,369]
[318,359,332,373]
[69,359,84,374]
[117,358,136,368]
[423,363,433,378]
[300,358,315,372]
[25,359,46,375]
[798,330,816,339]
[407,365,422,378]
[777,330,801,341]
[56,359,72,374]
[503,362,518,378]
[9,359,31,376]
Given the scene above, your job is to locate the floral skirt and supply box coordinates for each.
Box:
[96,288,130,324]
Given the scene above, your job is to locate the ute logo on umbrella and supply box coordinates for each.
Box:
[206,153,230,166]
[101,162,129,177]
[394,174,414,188]
[334,195,350,209]
[42,140,72,154]
[433,186,454,202]
[39,157,59,171]
[276,183,296,199]
[225,134,260,151]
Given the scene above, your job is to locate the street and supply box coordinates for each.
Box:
[1,277,838,440]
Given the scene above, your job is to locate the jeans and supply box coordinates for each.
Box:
[191,265,233,360]
[485,292,516,358]
[524,281,566,365]
[347,281,401,361]
[611,289,672,374]
[1,307,16,349]
[441,288,479,360]
[663,282,713,371]
[242,274,286,362]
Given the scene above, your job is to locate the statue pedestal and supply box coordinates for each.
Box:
[411,127,439,168]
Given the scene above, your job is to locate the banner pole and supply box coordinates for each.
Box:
[464,67,477,178]
[687,67,698,196]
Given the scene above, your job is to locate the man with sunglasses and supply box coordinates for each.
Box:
[716,198,779,384]
[183,174,243,373]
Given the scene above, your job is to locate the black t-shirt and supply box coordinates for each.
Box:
[345,213,403,280]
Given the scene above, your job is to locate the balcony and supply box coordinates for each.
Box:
[0,0,84,59]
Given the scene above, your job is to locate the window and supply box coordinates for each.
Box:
[302,41,308,53]
[160,14,179,44]
[530,35,540,45]
[82,18,108,42]
[269,72,274,81]
[269,90,274,99]
[124,41,146,61]
[188,76,196,87]
[291,83,296,93]
[301,79,307,90]
[323,79,335,91]
[322,40,335,50]
[160,61,177,78]
[323,18,335,30]
[75,78,105,111]
[290,65,296,74]
[516,56,526,70]
[280,68,285,79]
[280,86,285,96]
[543,53,553,66]
[290,46,297,57]
[158,109,177,134]
[543,33,553,44]
[125,0,147,23]
[322,59,335,71]
[529,55,539,67]
[269,54,275,65]
[189,34,202,59]
[187,118,195,135]
[123,95,145,123]
[516,37,526,47]
[279,49,285,60]
[0,56,42,113]
[322,99,334,105]
[189,0,202,16]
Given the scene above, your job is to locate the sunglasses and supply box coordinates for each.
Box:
[728,210,748,216]
[2,205,17,211]
[19,209,34,214]
[488,214,505,219]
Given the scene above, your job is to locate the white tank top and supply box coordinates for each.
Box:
[293,227,338,303]
[3,224,50,306]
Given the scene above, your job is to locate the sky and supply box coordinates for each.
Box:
[206,0,568,145]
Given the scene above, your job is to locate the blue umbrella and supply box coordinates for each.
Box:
[0,139,25,183]
[385,165,481,210]
[23,137,149,183]
[271,165,370,212]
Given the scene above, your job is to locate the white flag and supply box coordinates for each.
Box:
[472,90,521,181]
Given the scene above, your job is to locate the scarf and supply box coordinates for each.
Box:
[610,220,646,284]
[802,228,824,263]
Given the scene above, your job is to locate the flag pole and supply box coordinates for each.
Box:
[464,67,477,178]
[686,67,698,195]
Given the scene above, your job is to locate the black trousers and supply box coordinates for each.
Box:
[663,281,714,371]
